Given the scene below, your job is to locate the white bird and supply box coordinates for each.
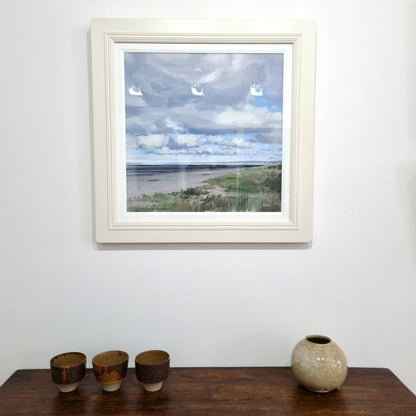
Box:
[191,84,204,96]
[128,86,143,96]
[250,83,263,96]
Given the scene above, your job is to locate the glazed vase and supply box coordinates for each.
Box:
[291,335,348,393]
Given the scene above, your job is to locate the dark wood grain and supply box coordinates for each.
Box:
[0,367,415,415]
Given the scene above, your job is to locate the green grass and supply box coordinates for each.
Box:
[127,163,282,212]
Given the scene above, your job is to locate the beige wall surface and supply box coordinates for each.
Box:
[0,0,415,394]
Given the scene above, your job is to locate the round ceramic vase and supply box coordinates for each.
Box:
[291,335,348,393]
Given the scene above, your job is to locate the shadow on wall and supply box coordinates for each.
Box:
[409,171,416,266]
[95,242,313,251]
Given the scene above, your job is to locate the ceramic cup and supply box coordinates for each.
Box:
[92,350,129,392]
[50,352,86,393]
[135,350,170,392]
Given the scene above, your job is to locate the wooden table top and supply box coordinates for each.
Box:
[0,367,415,415]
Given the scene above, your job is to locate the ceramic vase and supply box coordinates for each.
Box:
[291,335,348,393]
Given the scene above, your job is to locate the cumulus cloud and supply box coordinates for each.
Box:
[214,105,282,131]
[127,134,168,150]
[176,134,199,148]
[231,137,252,149]
[206,136,252,149]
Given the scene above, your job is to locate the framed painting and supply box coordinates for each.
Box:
[90,19,316,243]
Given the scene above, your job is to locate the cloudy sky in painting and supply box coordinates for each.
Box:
[124,52,284,165]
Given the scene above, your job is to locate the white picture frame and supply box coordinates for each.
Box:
[90,19,316,243]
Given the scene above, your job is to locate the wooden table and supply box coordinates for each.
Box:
[0,367,415,415]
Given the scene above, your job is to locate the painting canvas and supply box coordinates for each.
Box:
[122,48,287,213]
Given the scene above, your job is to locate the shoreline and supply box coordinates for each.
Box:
[126,166,244,199]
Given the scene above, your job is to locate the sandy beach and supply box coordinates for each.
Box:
[127,167,241,199]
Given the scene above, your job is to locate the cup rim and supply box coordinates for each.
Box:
[305,335,332,344]
[50,352,86,368]
[135,350,170,365]
[92,350,129,366]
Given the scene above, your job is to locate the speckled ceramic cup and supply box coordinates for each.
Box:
[92,350,129,392]
[50,352,86,392]
[135,350,170,392]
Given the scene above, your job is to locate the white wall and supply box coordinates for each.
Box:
[1,0,416,394]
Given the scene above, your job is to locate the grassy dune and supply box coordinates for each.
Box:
[127,163,282,212]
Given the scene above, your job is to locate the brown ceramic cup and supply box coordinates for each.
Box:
[92,350,129,392]
[50,352,86,392]
[135,350,170,392]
